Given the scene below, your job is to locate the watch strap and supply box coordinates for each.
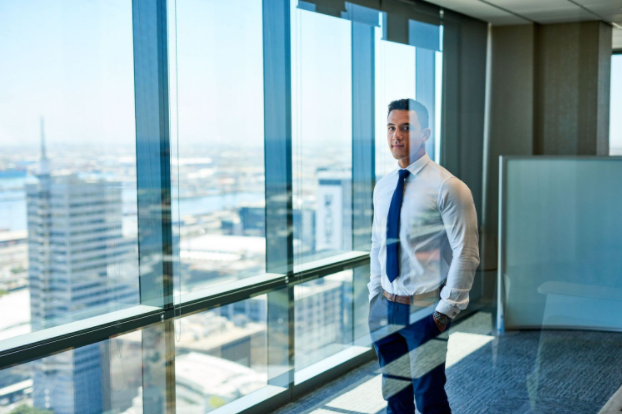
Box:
[433,311,450,325]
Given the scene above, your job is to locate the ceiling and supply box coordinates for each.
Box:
[423,0,622,49]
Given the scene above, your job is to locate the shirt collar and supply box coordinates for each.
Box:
[395,153,431,177]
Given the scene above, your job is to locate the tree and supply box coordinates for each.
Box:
[9,404,53,414]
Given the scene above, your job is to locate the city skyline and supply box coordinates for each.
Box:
[0,114,357,412]
[0,1,619,413]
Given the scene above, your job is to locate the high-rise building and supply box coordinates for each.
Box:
[294,274,353,371]
[239,203,264,236]
[26,121,138,414]
[315,170,352,254]
[294,202,316,258]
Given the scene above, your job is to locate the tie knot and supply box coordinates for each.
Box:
[398,169,410,180]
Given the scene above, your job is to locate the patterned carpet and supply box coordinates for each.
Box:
[269,312,622,414]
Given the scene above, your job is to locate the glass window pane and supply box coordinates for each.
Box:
[375,21,444,180]
[168,0,266,296]
[291,5,353,266]
[375,37,416,180]
[294,270,353,373]
[0,1,140,340]
[175,296,268,412]
[611,54,622,155]
[0,330,145,414]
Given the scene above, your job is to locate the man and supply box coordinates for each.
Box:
[368,99,480,414]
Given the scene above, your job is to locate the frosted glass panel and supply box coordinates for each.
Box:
[499,157,622,331]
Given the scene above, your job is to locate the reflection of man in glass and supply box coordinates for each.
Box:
[368,99,479,413]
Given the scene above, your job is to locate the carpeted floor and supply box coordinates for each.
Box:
[269,312,622,414]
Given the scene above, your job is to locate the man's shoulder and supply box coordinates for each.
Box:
[427,165,474,205]
[423,161,475,201]
[422,159,455,186]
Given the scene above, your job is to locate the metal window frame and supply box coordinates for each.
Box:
[0,0,375,375]
[132,0,176,411]
[0,256,370,363]
[0,0,458,413]
[348,2,378,349]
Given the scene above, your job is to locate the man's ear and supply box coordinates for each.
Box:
[422,128,432,142]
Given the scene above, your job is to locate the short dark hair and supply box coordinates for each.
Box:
[387,99,429,129]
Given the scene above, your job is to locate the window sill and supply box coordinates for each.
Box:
[0,304,160,367]
[295,345,371,386]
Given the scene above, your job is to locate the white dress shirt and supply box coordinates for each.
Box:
[367,153,480,318]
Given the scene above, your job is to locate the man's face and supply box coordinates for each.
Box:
[387,109,430,163]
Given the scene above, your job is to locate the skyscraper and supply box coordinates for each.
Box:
[315,170,352,254]
[26,120,138,414]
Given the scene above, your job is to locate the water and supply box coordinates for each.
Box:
[0,177,31,191]
[0,178,28,231]
[0,178,263,232]
[0,194,25,232]
[173,192,263,217]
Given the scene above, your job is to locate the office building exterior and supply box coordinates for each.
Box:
[25,142,137,413]
[315,171,352,254]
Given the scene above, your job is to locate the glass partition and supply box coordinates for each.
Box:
[498,157,622,331]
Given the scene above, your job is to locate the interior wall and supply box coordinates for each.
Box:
[441,9,488,303]
[480,20,613,305]
[441,10,488,223]
[534,21,612,156]
[481,25,535,273]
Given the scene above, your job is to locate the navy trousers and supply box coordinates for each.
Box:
[368,293,452,414]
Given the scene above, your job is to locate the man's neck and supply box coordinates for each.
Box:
[398,150,427,169]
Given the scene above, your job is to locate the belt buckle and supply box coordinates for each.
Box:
[395,292,410,305]
[384,290,395,303]
[384,290,411,305]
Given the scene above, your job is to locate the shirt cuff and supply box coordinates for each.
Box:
[435,299,461,319]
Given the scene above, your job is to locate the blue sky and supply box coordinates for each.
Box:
[0,1,617,153]
[0,0,135,149]
[0,0,437,154]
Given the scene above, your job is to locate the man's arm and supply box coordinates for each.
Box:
[435,177,480,320]
[367,187,383,303]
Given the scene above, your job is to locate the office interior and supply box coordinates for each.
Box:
[0,0,621,413]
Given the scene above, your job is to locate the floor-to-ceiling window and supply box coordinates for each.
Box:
[0,1,445,413]
[375,19,444,180]
[610,53,622,155]
[291,2,353,266]
[0,2,142,412]
[168,0,267,296]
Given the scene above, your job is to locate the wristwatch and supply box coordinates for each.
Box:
[433,311,450,326]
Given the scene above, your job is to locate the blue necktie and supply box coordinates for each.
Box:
[386,169,410,283]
